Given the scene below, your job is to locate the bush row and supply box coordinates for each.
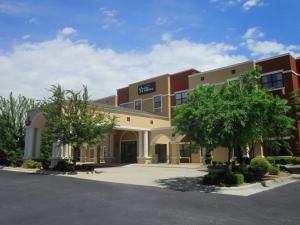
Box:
[203,172,244,186]
[203,157,275,186]
[266,156,300,165]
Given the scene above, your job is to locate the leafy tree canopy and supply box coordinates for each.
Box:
[174,67,295,162]
[41,85,116,167]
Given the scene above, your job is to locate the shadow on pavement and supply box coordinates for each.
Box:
[156,176,217,193]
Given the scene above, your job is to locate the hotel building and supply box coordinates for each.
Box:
[24,53,300,166]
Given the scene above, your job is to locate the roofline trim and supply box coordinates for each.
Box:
[255,53,293,63]
[189,60,255,78]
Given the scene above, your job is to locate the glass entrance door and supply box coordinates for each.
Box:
[121,141,137,163]
[155,144,167,163]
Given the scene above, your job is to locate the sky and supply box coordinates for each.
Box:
[0,0,299,100]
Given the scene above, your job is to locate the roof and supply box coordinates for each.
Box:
[94,103,169,119]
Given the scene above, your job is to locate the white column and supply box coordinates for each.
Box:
[24,127,30,159]
[138,131,143,158]
[51,142,61,159]
[143,131,148,158]
[109,134,114,157]
[35,128,41,158]
[24,127,34,159]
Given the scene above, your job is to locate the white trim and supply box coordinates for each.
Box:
[134,99,142,111]
[153,94,163,112]
[115,125,150,131]
[260,70,284,77]
[267,87,286,95]
[188,60,254,78]
[151,126,172,131]
[283,70,299,76]
[173,89,189,95]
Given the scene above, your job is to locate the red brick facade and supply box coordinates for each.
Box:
[117,87,129,105]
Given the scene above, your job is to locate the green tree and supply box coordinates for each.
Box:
[42,85,116,169]
[173,85,221,162]
[174,68,295,166]
[0,93,37,166]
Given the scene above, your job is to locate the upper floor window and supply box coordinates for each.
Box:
[153,95,162,112]
[175,91,188,105]
[261,72,283,89]
[134,99,142,110]
[120,103,129,108]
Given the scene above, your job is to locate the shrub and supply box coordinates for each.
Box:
[250,157,271,180]
[22,159,42,169]
[212,161,225,166]
[202,173,221,185]
[37,159,51,170]
[224,172,244,186]
[266,156,292,165]
[243,170,257,183]
[53,160,73,172]
[269,166,279,175]
[291,157,300,165]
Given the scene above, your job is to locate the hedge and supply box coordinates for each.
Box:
[266,156,292,165]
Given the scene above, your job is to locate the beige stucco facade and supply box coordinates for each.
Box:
[24,61,266,166]
[189,61,256,89]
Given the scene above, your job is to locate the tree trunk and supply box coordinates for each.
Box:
[73,146,80,171]
[227,146,234,172]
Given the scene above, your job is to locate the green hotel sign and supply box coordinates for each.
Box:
[138,82,156,95]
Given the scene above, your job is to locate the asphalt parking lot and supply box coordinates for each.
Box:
[1,170,300,225]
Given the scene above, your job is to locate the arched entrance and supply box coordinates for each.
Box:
[151,134,171,163]
[120,131,138,163]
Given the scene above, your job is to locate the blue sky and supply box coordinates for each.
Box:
[0,0,299,99]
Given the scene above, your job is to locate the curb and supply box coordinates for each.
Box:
[218,175,300,190]
[0,167,40,173]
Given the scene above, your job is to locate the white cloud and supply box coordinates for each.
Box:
[245,39,300,57]
[242,27,300,58]
[242,27,264,39]
[59,27,77,36]
[156,17,169,26]
[243,0,264,10]
[99,7,121,29]
[0,35,247,99]
[209,0,264,11]
[21,34,31,40]
[161,33,172,42]
[26,17,38,24]
[0,1,29,15]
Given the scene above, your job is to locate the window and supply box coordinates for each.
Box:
[175,91,188,105]
[180,144,191,157]
[134,99,142,110]
[103,146,109,157]
[120,103,129,108]
[261,72,283,89]
[89,147,95,159]
[153,95,162,111]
